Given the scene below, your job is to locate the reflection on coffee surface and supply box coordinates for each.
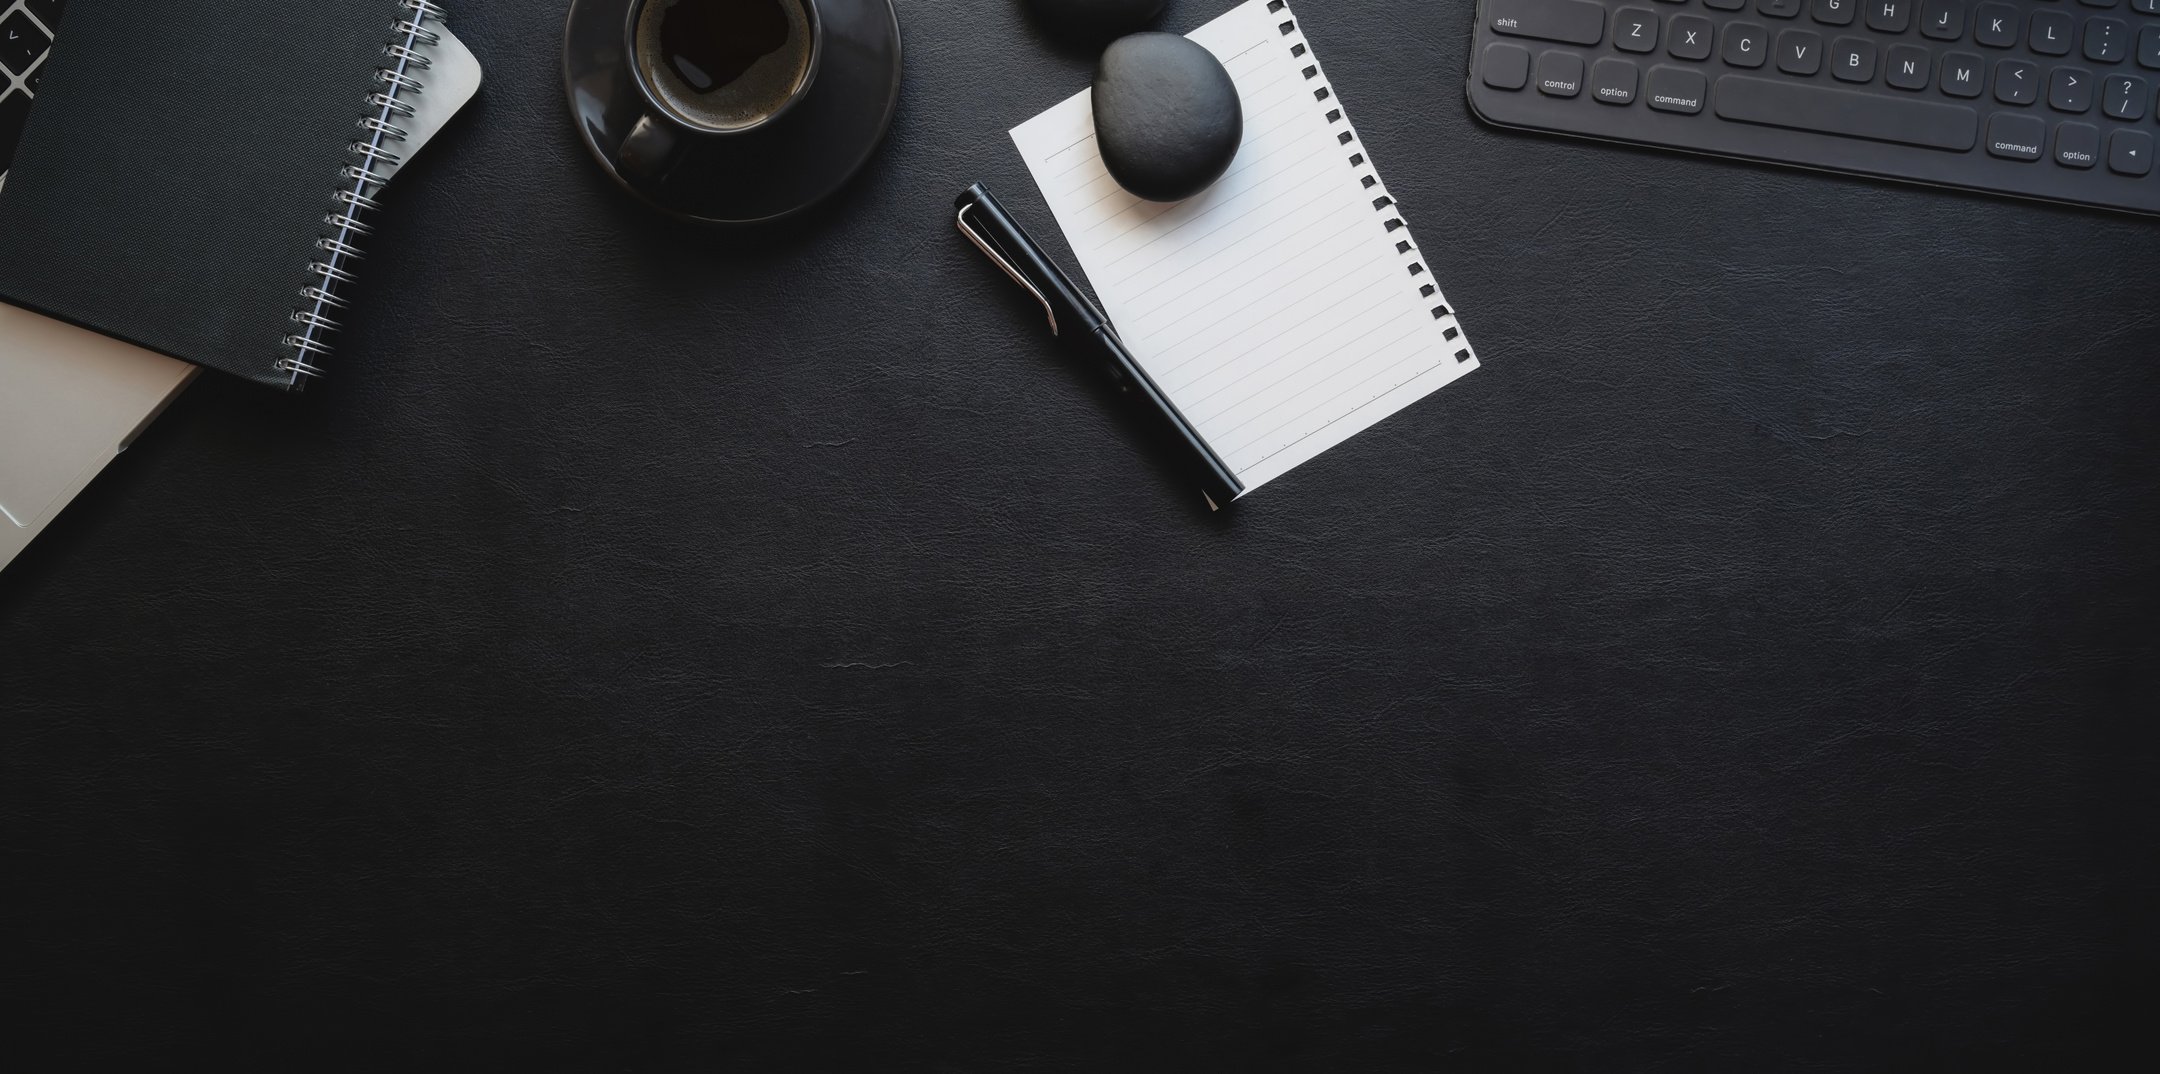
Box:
[636,0,812,130]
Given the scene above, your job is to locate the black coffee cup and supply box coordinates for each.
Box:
[618,0,825,180]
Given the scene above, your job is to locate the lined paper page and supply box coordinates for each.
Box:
[1011,0,1478,494]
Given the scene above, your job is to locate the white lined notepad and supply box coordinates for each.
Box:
[1012,0,1478,494]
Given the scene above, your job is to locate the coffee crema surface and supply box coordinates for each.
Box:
[635,0,813,130]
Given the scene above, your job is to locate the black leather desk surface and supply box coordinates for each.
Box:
[4,1,2156,1066]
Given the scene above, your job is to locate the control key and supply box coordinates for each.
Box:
[1489,0,1607,47]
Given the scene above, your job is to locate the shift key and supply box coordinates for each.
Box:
[1490,0,1607,47]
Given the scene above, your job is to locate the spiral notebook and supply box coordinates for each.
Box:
[1012,0,1478,493]
[0,0,454,390]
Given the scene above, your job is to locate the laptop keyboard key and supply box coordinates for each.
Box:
[1714,73,1980,149]
[1813,0,1858,24]
[1779,30,1825,74]
[1538,50,1586,96]
[2138,25,2159,70]
[1996,59,2038,104]
[2084,18,2129,63]
[2054,121,2100,167]
[1920,0,1964,39]
[1489,0,1607,46]
[1940,52,1986,97]
[1483,42,1533,89]
[0,10,50,74]
[1832,36,1878,81]
[1974,3,2018,48]
[2104,74,2149,119]
[2050,67,2094,112]
[1615,8,1661,52]
[1646,64,1708,112]
[1669,15,1714,59]
[2030,11,2075,55]
[2111,128,2155,175]
[1725,22,1770,67]
[1592,56,1641,103]
[1985,112,2046,159]
[1865,0,1912,31]
[1886,44,1931,89]
[0,90,30,174]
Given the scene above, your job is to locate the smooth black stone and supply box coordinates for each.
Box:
[1024,0,1167,43]
[1093,33,1244,203]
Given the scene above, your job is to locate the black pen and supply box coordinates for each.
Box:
[955,182,1244,511]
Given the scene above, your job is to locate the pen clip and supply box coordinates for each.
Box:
[957,204,1058,336]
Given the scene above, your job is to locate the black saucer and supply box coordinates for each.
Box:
[563,0,903,224]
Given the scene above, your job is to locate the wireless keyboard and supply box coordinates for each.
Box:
[1466,0,2160,217]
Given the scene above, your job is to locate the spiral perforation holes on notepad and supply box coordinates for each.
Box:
[1267,0,1473,366]
[276,0,447,385]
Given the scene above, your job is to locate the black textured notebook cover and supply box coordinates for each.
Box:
[0,0,406,389]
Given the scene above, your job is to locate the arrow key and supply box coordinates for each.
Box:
[2110,129,2154,176]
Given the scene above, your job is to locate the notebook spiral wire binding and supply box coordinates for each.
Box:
[1267,1,1475,367]
[276,0,448,386]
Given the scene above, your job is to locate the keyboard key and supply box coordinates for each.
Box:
[1592,56,1641,103]
[1974,3,2019,47]
[0,10,50,74]
[2141,26,2160,70]
[1919,0,1964,38]
[1614,8,1661,51]
[1490,0,1607,46]
[1865,0,1913,30]
[1725,21,1770,66]
[1670,15,1715,58]
[2055,121,2101,166]
[1646,63,1709,111]
[1812,0,1858,23]
[1985,112,2047,158]
[0,90,31,174]
[2134,0,2159,13]
[1539,50,1586,95]
[2083,17,2128,61]
[1996,59,2039,102]
[1482,42,1534,89]
[1941,52,1987,96]
[1779,29,1826,73]
[2050,66,2095,110]
[2104,73,2149,118]
[2109,128,2154,174]
[1758,0,1803,16]
[2029,10,2074,54]
[1716,73,1980,147]
[1887,44,1932,88]
[1832,36,1879,80]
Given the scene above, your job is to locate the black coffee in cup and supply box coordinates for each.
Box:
[634,0,814,131]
